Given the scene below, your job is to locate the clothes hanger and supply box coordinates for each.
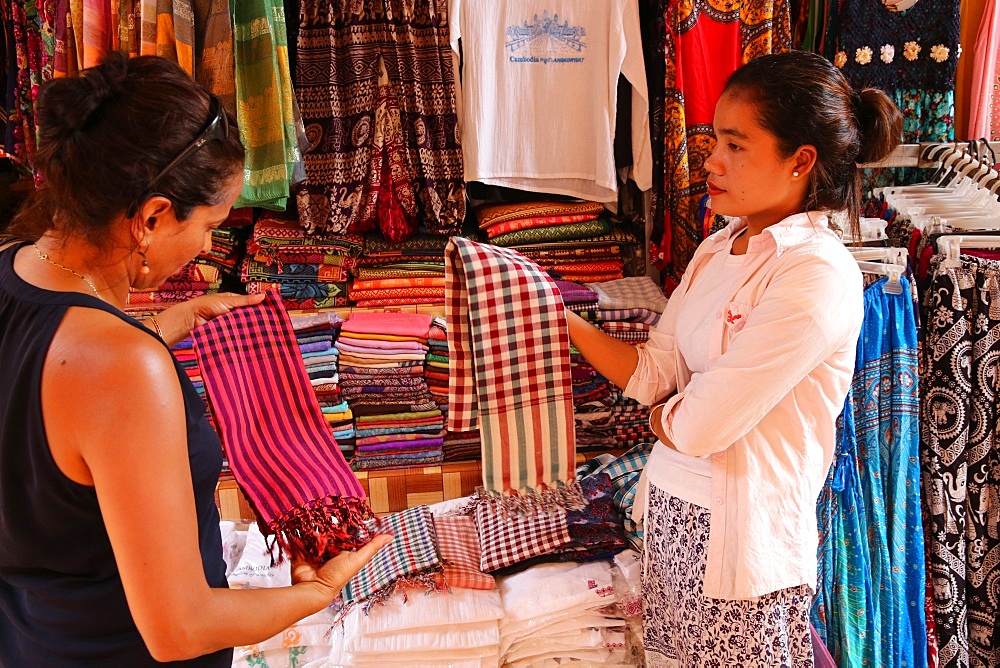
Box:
[873,144,954,198]
[976,137,997,167]
[937,234,1000,268]
[849,247,908,265]
[856,261,905,294]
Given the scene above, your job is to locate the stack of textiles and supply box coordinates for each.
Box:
[337,312,445,469]
[475,200,639,283]
[329,587,504,666]
[443,430,482,462]
[569,347,615,451]
[348,232,450,307]
[242,212,363,310]
[289,311,353,455]
[555,278,600,313]
[169,337,214,429]
[195,225,247,277]
[425,317,450,416]
[563,277,665,449]
[575,389,656,452]
[126,256,223,312]
[497,559,633,666]
[327,497,501,666]
[584,277,667,322]
[559,278,615,451]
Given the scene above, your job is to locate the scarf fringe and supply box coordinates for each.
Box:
[265,495,384,567]
[475,480,586,517]
[362,569,447,613]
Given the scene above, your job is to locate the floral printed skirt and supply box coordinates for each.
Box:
[642,484,814,667]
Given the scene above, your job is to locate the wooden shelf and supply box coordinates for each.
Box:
[215,460,481,522]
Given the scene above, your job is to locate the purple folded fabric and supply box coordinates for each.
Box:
[356,437,446,454]
[553,279,598,304]
[299,340,333,354]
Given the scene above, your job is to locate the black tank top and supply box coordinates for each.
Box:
[0,241,232,666]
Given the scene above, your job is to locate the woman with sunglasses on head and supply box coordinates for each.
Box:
[0,54,391,665]
[567,51,903,665]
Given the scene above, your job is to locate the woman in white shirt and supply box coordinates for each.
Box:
[567,51,902,666]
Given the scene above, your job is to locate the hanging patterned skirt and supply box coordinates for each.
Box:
[642,483,814,667]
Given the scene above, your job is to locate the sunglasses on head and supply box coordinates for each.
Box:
[127,95,230,217]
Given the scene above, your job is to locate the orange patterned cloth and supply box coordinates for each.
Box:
[475,201,605,230]
[431,514,495,591]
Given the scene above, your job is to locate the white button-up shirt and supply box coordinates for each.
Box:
[626,212,863,600]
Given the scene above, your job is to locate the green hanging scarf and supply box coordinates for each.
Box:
[231,0,298,210]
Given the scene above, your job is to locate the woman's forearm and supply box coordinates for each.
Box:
[565,308,639,389]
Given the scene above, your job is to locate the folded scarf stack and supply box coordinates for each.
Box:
[337,311,445,470]
[243,213,363,310]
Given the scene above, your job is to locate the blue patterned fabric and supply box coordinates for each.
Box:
[587,443,652,550]
[812,275,926,668]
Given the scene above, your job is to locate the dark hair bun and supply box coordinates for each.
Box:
[37,52,130,137]
[854,87,903,165]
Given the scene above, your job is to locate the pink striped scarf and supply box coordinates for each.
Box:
[445,238,580,509]
[193,291,378,564]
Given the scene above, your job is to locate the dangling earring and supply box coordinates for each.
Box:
[793,171,800,177]
[139,246,151,275]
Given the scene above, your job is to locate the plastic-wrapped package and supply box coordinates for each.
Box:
[611,549,644,665]
[227,523,291,589]
[219,521,248,578]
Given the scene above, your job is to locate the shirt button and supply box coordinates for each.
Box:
[714,497,724,506]
[713,452,724,459]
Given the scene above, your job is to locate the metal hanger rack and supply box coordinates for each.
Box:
[860,141,1000,169]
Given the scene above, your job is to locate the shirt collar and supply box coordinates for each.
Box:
[708,211,832,257]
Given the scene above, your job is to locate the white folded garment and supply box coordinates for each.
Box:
[327,622,499,667]
[345,588,503,636]
[346,619,499,655]
[505,647,630,668]
[500,610,623,656]
[498,560,616,623]
[505,627,627,664]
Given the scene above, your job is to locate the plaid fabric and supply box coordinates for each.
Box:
[603,329,650,343]
[601,321,651,333]
[597,308,662,325]
[473,497,571,572]
[192,291,368,560]
[432,515,495,590]
[584,276,668,313]
[445,237,576,495]
[342,505,442,603]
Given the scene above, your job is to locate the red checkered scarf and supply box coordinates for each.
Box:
[192,291,378,565]
[444,238,578,505]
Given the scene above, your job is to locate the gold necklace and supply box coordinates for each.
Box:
[32,244,102,298]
